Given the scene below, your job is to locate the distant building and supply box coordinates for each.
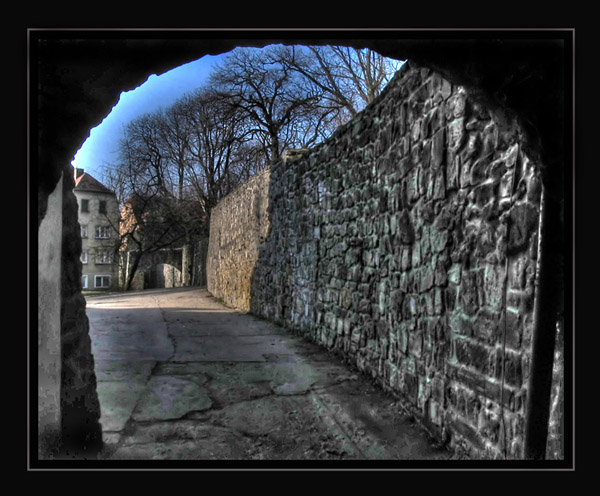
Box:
[119,194,208,290]
[73,168,120,291]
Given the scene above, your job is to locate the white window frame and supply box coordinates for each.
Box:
[94,275,110,289]
[82,275,88,289]
[80,224,88,238]
[95,250,112,265]
[95,225,111,239]
[81,250,88,264]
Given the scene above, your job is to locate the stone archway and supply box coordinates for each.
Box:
[33,31,570,460]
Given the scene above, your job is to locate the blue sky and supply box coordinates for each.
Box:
[72,46,404,183]
[71,53,225,181]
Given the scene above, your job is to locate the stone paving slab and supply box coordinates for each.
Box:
[167,322,281,337]
[115,423,251,460]
[93,360,155,383]
[132,376,213,422]
[95,381,147,432]
[171,334,297,362]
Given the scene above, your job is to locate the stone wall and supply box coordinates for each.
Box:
[120,244,202,291]
[207,167,271,310]
[37,168,103,459]
[546,318,564,460]
[207,62,544,459]
[145,263,183,289]
[190,238,209,287]
[58,168,103,456]
[38,174,63,454]
[34,36,568,464]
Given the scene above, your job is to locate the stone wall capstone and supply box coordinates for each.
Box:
[206,62,544,459]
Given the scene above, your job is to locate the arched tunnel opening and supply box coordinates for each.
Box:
[32,30,570,465]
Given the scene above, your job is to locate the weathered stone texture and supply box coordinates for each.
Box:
[60,169,103,455]
[207,168,271,311]
[207,62,544,459]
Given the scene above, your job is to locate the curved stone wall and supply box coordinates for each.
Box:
[207,62,544,459]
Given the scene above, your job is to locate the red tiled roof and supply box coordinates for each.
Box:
[74,173,114,194]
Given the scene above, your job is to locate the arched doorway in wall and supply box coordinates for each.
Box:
[34,31,572,462]
[144,264,183,289]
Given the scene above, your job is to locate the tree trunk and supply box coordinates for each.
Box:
[125,250,143,291]
[270,132,280,163]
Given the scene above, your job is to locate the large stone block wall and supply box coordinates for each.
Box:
[207,62,544,459]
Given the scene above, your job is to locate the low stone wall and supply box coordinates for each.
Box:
[207,62,544,459]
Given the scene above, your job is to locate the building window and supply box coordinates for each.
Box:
[81,199,89,213]
[82,275,88,289]
[81,251,88,264]
[95,250,112,264]
[95,275,110,289]
[99,200,107,214]
[80,224,88,238]
[95,225,111,239]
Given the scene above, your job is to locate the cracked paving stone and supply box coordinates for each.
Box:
[132,376,213,421]
[94,360,155,382]
[112,426,250,460]
[211,394,313,440]
[114,419,255,461]
[121,420,221,445]
[272,377,315,395]
[204,393,362,460]
[88,288,457,460]
[96,382,147,432]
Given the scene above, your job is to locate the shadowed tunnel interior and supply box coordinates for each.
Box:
[33,30,570,462]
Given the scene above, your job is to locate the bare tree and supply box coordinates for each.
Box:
[108,84,261,221]
[103,44,403,290]
[120,112,174,197]
[170,87,255,215]
[118,193,204,290]
[209,46,328,163]
[274,45,404,117]
[157,101,192,200]
[107,117,206,290]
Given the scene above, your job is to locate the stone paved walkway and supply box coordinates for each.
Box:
[86,287,454,462]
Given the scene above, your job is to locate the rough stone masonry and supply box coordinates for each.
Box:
[207,61,545,459]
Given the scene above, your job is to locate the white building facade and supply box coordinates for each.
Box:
[73,168,120,291]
